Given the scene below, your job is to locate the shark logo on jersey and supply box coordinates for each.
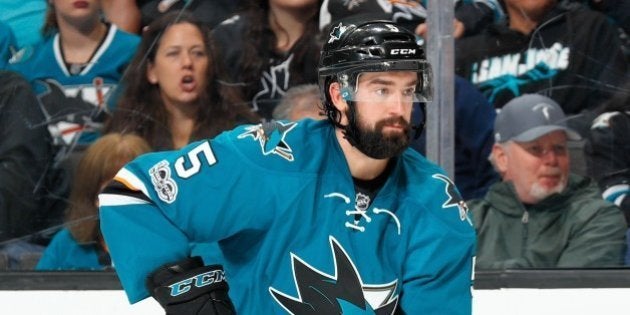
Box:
[270,237,399,314]
[238,121,298,161]
[36,78,109,147]
[328,22,349,43]
[432,174,471,224]
[477,63,558,105]
[468,43,569,105]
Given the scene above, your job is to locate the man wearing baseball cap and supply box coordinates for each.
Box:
[470,94,627,269]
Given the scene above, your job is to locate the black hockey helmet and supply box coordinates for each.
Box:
[318,18,433,131]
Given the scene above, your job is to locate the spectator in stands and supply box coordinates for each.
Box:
[101,0,142,34]
[272,83,323,121]
[106,11,258,150]
[36,133,151,270]
[455,0,628,127]
[0,20,15,69]
[584,80,630,264]
[6,0,140,246]
[212,0,321,120]
[471,94,627,269]
[0,0,47,49]
[320,0,505,39]
[7,0,140,158]
[564,1,629,45]
[135,0,244,31]
[319,0,427,34]
[0,0,142,47]
[0,70,53,269]
[6,0,141,249]
[449,0,505,38]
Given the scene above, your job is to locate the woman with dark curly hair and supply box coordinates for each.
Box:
[212,0,321,120]
[106,11,258,150]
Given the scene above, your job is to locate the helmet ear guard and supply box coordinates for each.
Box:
[341,88,352,101]
[338,74,352,101]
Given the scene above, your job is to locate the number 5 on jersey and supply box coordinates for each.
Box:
[174,141,217,179]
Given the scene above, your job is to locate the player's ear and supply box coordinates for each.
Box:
[329,82,348,113]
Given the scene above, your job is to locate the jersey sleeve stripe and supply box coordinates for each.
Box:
[100,179,153,205]
[99,193,150,206]
[115,167,150,196]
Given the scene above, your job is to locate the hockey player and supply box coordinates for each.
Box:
[99,18,476,314]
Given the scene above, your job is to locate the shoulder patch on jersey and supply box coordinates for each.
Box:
[237,121,297,162]
[269,236,398,314]
[432,174,472,225]
[149,160,178,204]
[8,45,33,64]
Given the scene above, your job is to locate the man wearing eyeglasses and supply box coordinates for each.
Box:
[470,93,627,269]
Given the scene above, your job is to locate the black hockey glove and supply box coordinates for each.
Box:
[146,256,236,315]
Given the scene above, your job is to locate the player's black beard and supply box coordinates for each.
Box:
[343,105,411,159]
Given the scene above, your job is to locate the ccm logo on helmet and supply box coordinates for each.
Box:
[390,48,416,55]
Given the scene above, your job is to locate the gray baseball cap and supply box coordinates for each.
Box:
[494,94,581,143]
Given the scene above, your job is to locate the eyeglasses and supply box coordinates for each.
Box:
[517,143,568,157]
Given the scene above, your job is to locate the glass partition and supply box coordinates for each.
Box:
[0,0,628,290]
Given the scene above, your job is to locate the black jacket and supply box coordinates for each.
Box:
[585,110,630,225]
[0,70,55,242]
[455,3,627,115]
[212,14,320,120]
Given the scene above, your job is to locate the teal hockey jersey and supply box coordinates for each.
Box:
[99,119,476,314]
[8,24,139,148]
